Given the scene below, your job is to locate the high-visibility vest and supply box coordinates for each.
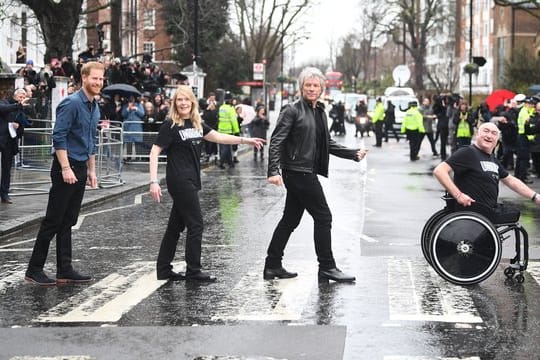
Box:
[401,107,425,133]
[371,102,385,123]
[456,112,471,138]
[218,103,239,134]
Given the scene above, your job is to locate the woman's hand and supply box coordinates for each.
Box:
[150,183,162,203]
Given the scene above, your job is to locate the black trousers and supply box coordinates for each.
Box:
[406,130,422,160]
[0,144,15,200]
[515,135,530,180]
[438,128,449,160]
[374,121,384,146]
[265,171,336,270]
[27,157,87,274]
[156,189,203,276]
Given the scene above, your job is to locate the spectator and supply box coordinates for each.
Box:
[251,105,270,161]
[121,95,144,161]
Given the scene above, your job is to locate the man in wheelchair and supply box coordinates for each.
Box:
[433,122,540,224]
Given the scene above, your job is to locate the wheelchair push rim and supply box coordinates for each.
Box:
[421,209,451,265]
[430,212,501,285]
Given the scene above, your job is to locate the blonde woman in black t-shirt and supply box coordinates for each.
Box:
[149,85,265,282]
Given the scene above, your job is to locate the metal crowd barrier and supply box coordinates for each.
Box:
[97,120,124,188]
[9,119,127,196]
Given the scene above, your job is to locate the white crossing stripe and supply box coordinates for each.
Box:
[35,261,178,323]
[212,261,317,321]
[384,357,481,360]
[525,262,540,284]
[0,264,26,294]
[10,357,94,360]
[387,258,483,323]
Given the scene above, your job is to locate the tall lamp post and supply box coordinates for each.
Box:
[468,0,473,106]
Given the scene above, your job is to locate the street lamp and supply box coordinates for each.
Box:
[51,0,61,3]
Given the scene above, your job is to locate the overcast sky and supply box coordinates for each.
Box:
[292,0,361,66]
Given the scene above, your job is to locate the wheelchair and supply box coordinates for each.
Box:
[421,195,529,285]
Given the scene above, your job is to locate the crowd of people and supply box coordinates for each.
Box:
[335,91,540,186]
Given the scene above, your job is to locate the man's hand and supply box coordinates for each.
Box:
[87,171,98,188]
[268,175,283,186]
[456,192,475,207]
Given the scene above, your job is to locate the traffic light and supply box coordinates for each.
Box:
[473,56,487,67]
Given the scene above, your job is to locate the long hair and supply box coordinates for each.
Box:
[168,85,202,130]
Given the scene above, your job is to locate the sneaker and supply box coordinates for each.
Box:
[25,271,56,286]
[56,269,92,284]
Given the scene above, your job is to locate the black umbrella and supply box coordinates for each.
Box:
[102,83,141,98]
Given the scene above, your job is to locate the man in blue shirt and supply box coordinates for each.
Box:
[25,61,105,286]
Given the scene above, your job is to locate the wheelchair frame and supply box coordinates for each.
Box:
[421,197,529,285]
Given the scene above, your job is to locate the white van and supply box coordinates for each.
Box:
[383,87,419,131]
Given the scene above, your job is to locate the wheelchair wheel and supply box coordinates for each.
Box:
[430,211,501,285]
[421,209,451,265]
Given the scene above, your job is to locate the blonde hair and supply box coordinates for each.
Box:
[168,85,202,130]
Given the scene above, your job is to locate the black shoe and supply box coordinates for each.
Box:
[522,178,534,184]
[157,271,185,281]
[186,270,216,282]
[318,268,355,283]
[1,197,12,204]
[233,157,239,163]
[263,267,298,280]
[25,271,56,286]
[218,164,226,169]
[56,269,92,284]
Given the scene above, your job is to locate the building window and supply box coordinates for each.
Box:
[144,9,155,30]
[143,42,155,56]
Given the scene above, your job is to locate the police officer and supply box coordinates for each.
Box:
[401,101,424,161]
[371,97,385,147]
[515,95,535,184]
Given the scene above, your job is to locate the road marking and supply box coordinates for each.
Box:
[212,261,317,321]
[0,264,26,293]
[0,238,35,248]
[73,192,144,230]
[384,357,481,360]
[9,357,94,360]
[387,258,483,323]
[35,261,179,323]
[525,262,540,284]
[359,234,378,243]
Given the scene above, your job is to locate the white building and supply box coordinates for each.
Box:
[0,0,86,72]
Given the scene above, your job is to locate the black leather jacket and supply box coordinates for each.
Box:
[268,98,360,178]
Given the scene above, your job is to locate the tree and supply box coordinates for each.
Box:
[20,0,83,62]
[336,1,384,87]
[381,0,446,91]
[232,0,312,69]
[162,0,246,92]
[502,46,540,93]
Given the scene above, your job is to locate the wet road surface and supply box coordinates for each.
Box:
[2,122,540,359]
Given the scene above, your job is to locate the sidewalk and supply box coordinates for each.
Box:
[0,163,155,239]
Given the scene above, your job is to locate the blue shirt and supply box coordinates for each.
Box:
[52,90,100,161]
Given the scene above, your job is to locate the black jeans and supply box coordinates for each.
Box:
[0,143,16,200]
[156,189,203,276]
[27,156,87,274]
[265,171,336,270]
[406,130,422,160]
[438,128,449,160]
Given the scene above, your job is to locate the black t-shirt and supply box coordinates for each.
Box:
[445,145,508,208]
[154,119,211,192]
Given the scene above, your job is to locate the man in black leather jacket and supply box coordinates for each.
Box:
[264,67,367,283]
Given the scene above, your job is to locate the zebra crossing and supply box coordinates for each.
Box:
[2,257,534,326]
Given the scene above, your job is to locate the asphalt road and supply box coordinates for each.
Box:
[2,121,540,360]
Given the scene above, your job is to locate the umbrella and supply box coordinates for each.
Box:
[102,83,141,98]
[485,89,515,112]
